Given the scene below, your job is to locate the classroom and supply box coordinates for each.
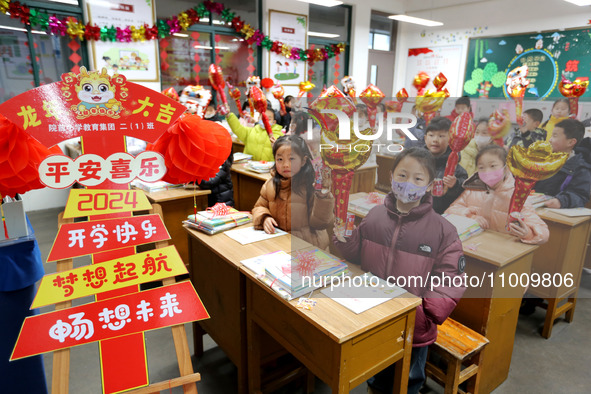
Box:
[1,0,591,393]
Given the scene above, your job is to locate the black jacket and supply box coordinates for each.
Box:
[198,154,235,207]
[535,139,591,208]
[433,147,468,214]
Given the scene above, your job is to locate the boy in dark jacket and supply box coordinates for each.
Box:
[536,119,591,208]
[508,108,546,149]
[198,151,235,207]
[424,117,468,214]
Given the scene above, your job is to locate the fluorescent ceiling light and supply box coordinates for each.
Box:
[49,0,79,5]
[388,14,443,27]
[193,45,231,50]
[173,33,189,38]
[295,0,343,7]
[563,0,591,5]
[0,25,47,35]
[308,31,340,38]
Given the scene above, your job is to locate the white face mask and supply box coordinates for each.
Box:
[474,135,491,149]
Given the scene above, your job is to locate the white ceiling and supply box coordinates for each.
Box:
[401,0,491,13]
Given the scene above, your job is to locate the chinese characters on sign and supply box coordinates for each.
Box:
[62,189,152,218]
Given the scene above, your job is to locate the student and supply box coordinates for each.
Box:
[198,150,235,207]
[445,145,549,244]
[535,119,591,208]
[460,118,494,177]
[541,98,570,141]
[334,147,466,394]
[508,108,546,148]
[404,105,427,149]
[226,108,284,162]
[279,95,294,133]
[424,116,468,214]
[252,135,334,249]
[204,104,222,122]
[446,96,472,122]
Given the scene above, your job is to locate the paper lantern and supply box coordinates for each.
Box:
[445,112,475,177]
[0,113,62,197]
[147,114,232,184]
[261,78,274,89]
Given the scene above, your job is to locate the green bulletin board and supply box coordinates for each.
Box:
[463,26,591,100]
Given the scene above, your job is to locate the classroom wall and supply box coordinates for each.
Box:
[393,0,590,98]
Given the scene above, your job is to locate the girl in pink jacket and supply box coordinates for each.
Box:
[445,144,549,244]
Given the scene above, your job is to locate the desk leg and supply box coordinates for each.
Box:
[542,298,559,339]
[565,296,577,322]
[247,315,263,393]
[393,309,415,394]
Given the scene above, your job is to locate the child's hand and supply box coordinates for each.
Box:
[443,175,457,189]
[508,213,531,239]
[320,169,332,191]
[333,224,346,243]
[473,215,489,229]
[269,135,277,144]
[544,198,561,209]
[263,217,278,234]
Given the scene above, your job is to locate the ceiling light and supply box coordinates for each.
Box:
[49,0,80,5]
[388,14,443,27]
[0,25,46,35]
[563,0,591,5]
[173,33,189,38]
[308,31,340,38]
[295,0,343,7]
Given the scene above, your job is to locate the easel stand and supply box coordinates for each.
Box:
[52,205,201,394]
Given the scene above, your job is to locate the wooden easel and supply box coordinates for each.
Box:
[52,205,201,394]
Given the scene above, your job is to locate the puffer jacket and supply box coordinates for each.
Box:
[433,147,468,214]
[252,177,335,249]
[198,154,234,207]
[534,151,591,208]
[227,113,284,161]
[445,172,549,244]
[459,139,479,177]
[334,193,466,347]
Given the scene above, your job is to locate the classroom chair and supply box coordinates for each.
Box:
[425,318,489,394]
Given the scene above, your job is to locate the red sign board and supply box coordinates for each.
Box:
[12,282,208,360]
[47,214,169,262]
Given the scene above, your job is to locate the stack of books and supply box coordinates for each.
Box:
[348,192,386,216]
[526,193,554,208]
[233,152,253,163]
[183,208,251,235]
[132,180,183,193]
[242,249,349,300]
[442,213,483,242]
[246,161,274,173]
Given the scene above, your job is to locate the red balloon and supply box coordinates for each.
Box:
[147,114,232,184]
[445,112,475,177]
[0,113,62,197]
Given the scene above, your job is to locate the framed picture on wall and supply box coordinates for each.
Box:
[86,0,159,82]
[268,10,307,86]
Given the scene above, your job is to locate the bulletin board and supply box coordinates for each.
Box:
[463,26,591,100]
[268,10,307,86]
[405,45,464,96]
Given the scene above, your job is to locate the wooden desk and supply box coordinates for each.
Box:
[530,209,591,338]
[143,188,210,264]
[230,163,272,212]
[453,231,538,394]
[186,225,421,394]
[232,137,245,153]
[243,261,420,393]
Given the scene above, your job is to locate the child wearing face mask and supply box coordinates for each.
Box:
[253,135,334,249]
[445,145,548,244]
[334,147,466,394]
[541,98,571,141]
[509,108,546,149]
[226,108,285,161]
[459,118,493,177]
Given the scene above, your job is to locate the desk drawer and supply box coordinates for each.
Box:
[347,315,407,388]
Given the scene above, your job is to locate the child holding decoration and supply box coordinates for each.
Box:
[445,145,549,244]
[226,109,284,162]
[253,135,334,250]
[541,98,571,141]
[460,118,494,177]
[535,119,591,208]
[423,117,468,214]
[508,108,546,149]
[198,150,235,207]
[334,147,466,394]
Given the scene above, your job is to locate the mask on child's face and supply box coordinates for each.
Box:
[474,135,491,149]
[391,180,429,204]
[478,166,505,187]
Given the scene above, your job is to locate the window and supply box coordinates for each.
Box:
[0,3,89,102]
[369,11,396,52]
[307,3,351,96]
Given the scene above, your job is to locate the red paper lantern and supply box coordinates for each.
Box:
[147,114,232,184]
[261,78,274,89]
[0,113,62,197]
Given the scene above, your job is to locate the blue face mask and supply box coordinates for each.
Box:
[391,179,429,204]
